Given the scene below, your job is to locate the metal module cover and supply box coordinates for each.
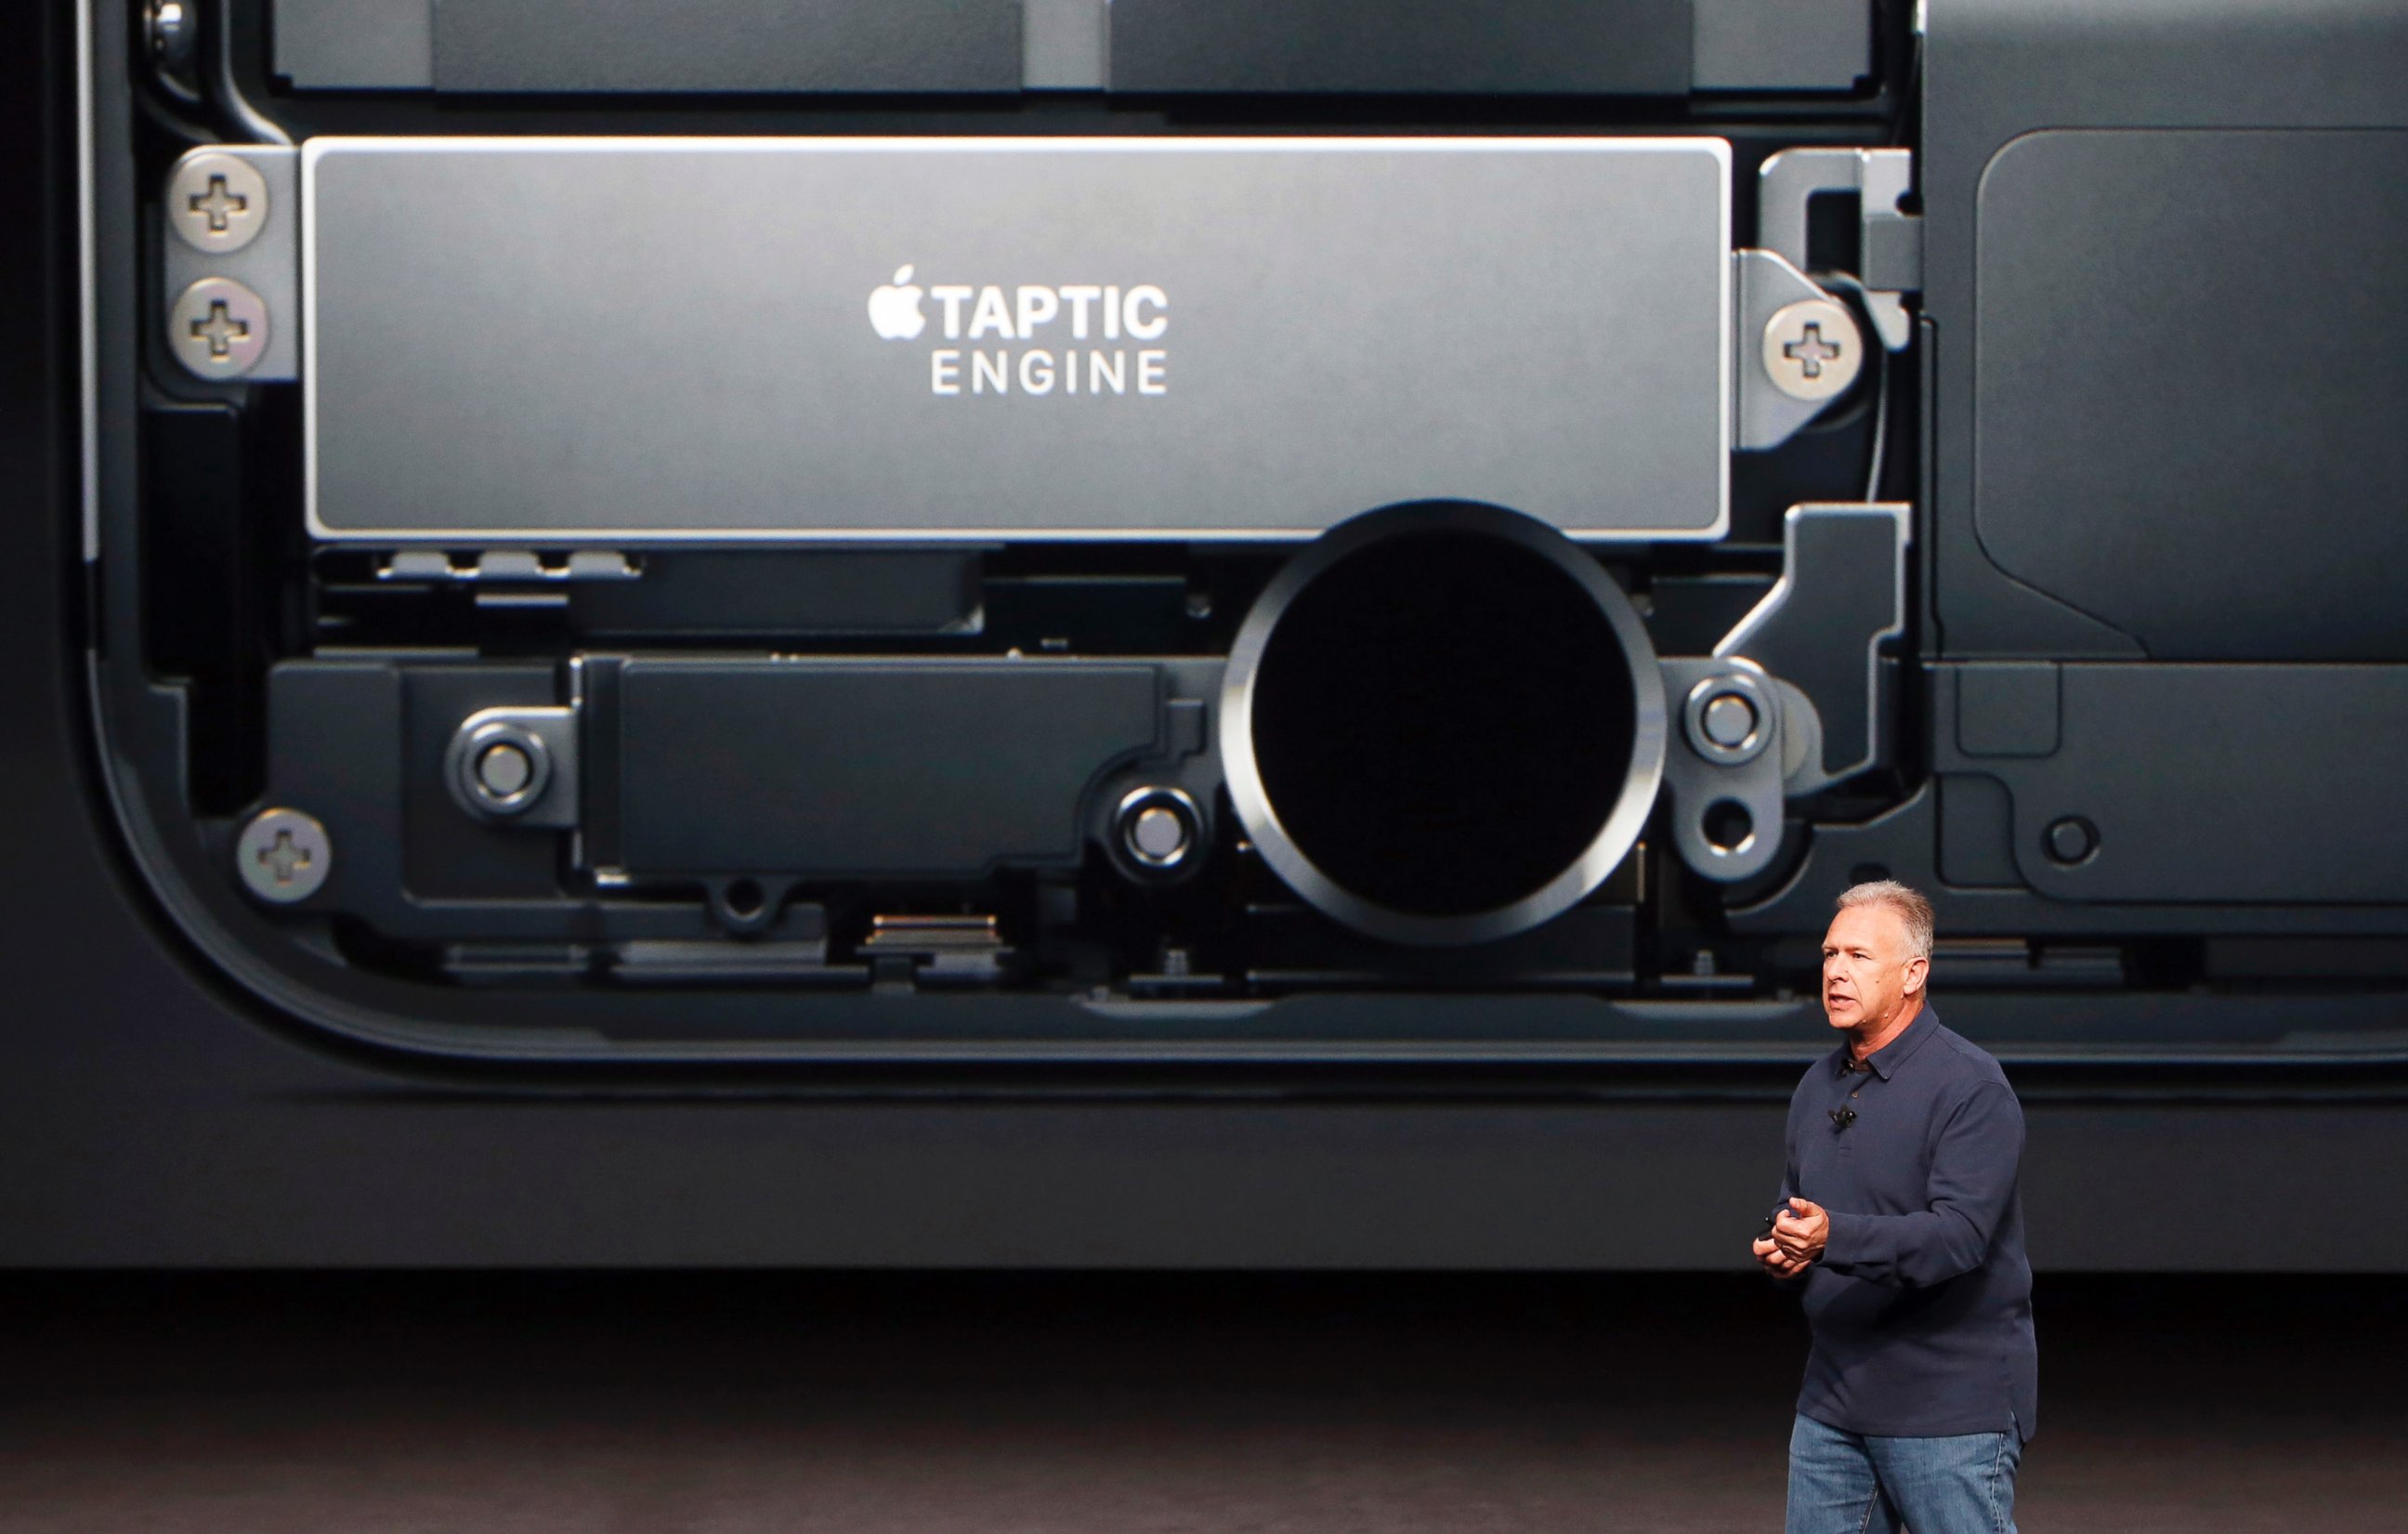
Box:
[302,137,1731,541]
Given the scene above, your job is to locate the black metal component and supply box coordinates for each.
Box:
[611,658,1167,880]
[1109,0,1693,96]
[58,0,2408,1099]
[432,0,1024,94]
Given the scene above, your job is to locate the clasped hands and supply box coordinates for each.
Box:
[1752,1196,1829,1277]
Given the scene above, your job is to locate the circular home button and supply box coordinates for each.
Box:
[1221,501,1667,947]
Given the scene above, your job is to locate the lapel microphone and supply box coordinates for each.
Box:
[1829,1107,1858,1130]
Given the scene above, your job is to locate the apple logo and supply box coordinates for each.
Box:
[868,265,926,341]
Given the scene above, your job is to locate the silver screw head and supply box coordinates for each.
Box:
[1682,674,1773,767]
[451,720,553,817]
[1701,692,1759,749]
[1761,298,1864,403]
[237,808,332,904]
[1129,805,1189,863]
[1117,786,1201,872]
[169,277,270,379]
[167,150,269,255]
[476,741,535,799]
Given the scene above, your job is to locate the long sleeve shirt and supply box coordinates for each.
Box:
[1774,1003,2037,1440]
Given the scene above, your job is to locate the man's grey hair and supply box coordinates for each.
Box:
[1836,879,1935,963]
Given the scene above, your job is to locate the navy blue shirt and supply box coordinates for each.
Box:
[1774,1003,2037,1441]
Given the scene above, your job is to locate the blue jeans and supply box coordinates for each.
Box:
[1786,1412,2022,1534]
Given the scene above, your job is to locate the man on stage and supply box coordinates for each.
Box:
[1755,880,2036,1534]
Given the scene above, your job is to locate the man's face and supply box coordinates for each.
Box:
[1821,903,1926,1033]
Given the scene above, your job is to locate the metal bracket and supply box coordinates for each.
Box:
[1659,502,1912,872]
[1716,503,1911,791]
[445,705,581,829]
[381,551,641,583]
[1758,147,1919,351]
[1733,249,1866,452]
[160,144,299,382]
[1658,657,1789,884]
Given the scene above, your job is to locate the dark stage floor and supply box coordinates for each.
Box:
[1,1272,2401,1532]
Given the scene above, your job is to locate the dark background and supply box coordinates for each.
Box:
[4,1271,2403,1530]
[9,0,2408,1270]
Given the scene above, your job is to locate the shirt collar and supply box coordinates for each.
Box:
[1834,1003,1940,1081]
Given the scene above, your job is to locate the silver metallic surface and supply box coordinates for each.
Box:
[168,276,269,379]
[1772,677,1826,795]
[160,146,300,382]
[1684,672,1773,766]
[1716,502,1911,789]
[146,0,196,73]
[1757,146,1917,350]
[1117,786,1200,870]
[1220,503,1668,948]
[1131,808,1184,859]
[476,741,535,799]
[1702,694,1758,750]
[1761,298,1863,403]
[1658,659,1786,884]
[303,136,1732,542]
[167,149,268,255]
[453,721,551,817]
[381,551,641,583]
[1732,251,1852,451]
[236,808,332,904]
[445,707,580,827]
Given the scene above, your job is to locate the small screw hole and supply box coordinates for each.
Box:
[1704,800,1754,853]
